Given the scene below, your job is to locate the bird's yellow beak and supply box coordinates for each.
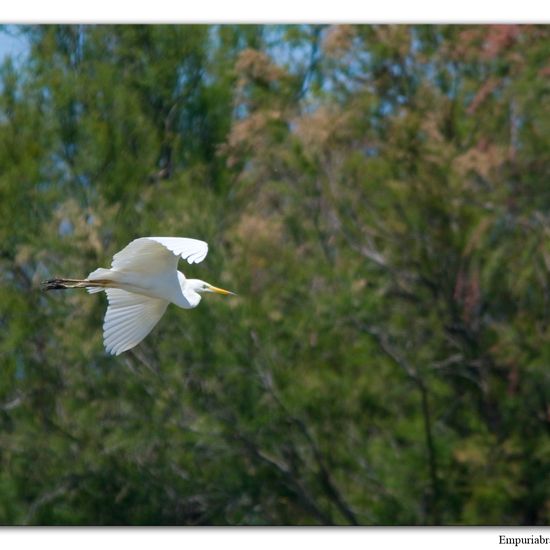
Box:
[209,285,236,296]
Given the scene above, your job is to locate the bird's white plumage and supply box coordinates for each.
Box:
[103,288,168,356]
[97,237,208,354]
[67,236,231,355]
[111,237,208,274]
[148,237,208,264]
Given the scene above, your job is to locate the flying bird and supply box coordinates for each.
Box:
[43,237,234,355]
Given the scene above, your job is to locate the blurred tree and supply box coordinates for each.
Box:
[0,24,548,525]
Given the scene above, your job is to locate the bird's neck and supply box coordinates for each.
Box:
[175,274,202,309]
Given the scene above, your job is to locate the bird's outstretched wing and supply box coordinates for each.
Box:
[103,288,169,355]
[110,237,209,277]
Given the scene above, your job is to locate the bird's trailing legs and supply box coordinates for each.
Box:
[42,278,112,291]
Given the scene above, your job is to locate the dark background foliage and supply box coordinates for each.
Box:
[0,24,549,525]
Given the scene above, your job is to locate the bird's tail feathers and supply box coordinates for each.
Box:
[86,268,117,293]
[86,285,105,294]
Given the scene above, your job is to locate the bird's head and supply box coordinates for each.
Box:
[187,279,235,296]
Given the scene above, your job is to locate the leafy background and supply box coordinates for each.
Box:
[0,24,549,525]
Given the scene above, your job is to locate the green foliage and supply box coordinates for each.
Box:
[0,24,549,525]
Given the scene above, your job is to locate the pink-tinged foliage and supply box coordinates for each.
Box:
[1,24,550,527]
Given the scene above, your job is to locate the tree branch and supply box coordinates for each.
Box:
[361,324,440,524]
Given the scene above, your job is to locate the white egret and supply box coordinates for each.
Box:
[43,237,235,355]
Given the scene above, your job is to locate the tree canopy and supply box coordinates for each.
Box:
[0,24,549,525]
